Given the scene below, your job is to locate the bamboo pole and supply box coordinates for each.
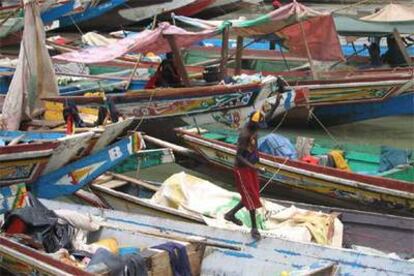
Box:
[124,54,142,90]
[165,34,191,87]
[235,36,244,75]
[299,21,318,80]
[219,25,230,80]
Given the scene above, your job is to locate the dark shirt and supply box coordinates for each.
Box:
[155,59,181,87]
[235,129,259,168]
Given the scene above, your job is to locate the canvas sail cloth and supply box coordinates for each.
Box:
[53,22,220,64]
[1,0,58,130]
[174,1,344,61]
[151,172,343,247]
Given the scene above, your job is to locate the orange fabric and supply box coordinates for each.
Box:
[301,155,319,165]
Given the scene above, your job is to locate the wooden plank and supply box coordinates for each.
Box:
[219,25,230,80]
[109,172,160,191]
[100,179,128,189]
[235,36,244,75]
[164,34,191,87]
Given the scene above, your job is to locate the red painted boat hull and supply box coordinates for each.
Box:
[174,0,216,16]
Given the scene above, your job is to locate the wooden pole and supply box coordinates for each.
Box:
[299,21,318,80]
[235,36,244,75]
[219,25,230,80]
[165,34,190,87]
[124,54,142,90]
[392,28,412,67]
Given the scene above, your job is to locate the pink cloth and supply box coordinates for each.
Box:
[53,22,219,64]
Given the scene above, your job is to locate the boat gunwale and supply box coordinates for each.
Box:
[91,179,205,223]
[0,235,93,276]
[176,129,414,195]
[41,82,262,104]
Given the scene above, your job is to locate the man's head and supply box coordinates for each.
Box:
[247,111,264,132]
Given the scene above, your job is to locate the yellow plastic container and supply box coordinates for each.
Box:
[92,238,119,254]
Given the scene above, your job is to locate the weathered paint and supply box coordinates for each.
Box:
[40,200,414,275]
[0,140,58,185]
[32,133,142,198]
[178,131,414,215]
[43,132,95,174]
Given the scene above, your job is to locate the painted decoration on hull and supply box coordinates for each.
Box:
[0,158,50,185]
[32,133,144,199]
[0,184,27,214]
[308,85,407,105]
[118,90,259,118]
[182,136,413,215]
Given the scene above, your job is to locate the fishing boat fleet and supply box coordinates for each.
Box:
[0,0,413,275]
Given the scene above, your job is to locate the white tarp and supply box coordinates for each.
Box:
[151,172,343,246]
[360,4,414,23]
[1,0,58,130]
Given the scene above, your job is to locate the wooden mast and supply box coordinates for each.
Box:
[235,36,244,75]
[219,25,230,80]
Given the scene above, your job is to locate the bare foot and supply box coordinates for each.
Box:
[251,228,261,240]
[224,213,243,226]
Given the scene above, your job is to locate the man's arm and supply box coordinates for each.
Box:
[264,92,283,123]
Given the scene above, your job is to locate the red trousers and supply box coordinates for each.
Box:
[233,167,262,211]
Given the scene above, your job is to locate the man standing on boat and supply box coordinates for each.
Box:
[224,93,282,240]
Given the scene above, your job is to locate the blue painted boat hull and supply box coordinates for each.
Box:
[57,0,127,29]
[31,134,139,199]
[313,92,414,126]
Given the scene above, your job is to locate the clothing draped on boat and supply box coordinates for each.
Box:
[152,242,192,276]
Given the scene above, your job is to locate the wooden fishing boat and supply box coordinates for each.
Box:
[0,197,205,275]
[0,130,95,187]
[196,0,262,18]
[0,135,59,186]
[176,127,414,216]
[0,116,134,187]
[65,0,171,31]
[117,0,197,26]
[42,76,282,139]
[0,0,75,46]
[54,0,129,31]
[89,166,414,258]
[0,65,147,95]
[30,199,414,275]
[174,0,216,16]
